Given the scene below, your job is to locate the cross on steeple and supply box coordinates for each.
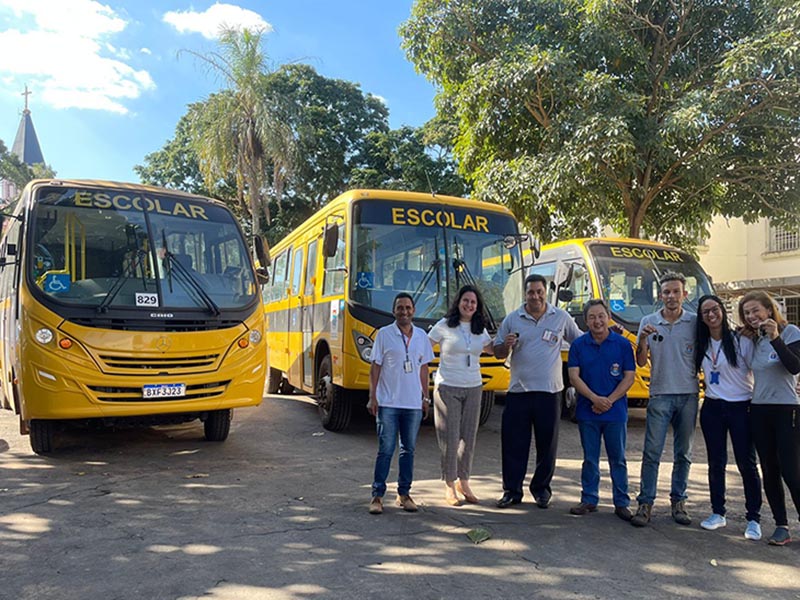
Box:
[22,85,31,112]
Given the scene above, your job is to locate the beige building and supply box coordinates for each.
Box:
[697,217,800,326]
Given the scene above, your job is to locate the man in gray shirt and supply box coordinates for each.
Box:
[494,274,582,508]
[631,271,699,527]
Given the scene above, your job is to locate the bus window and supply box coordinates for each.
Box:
[290,247,303,296]
[305,239,318,296]
[270,250,289,301]
[323,224,345,296]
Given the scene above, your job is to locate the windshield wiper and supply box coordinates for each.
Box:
[97,249,149,313]
[163,251,221,316]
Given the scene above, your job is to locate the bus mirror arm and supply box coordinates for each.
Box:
[255,267,269,285]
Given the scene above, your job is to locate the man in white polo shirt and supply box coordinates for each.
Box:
[367,292,434,514]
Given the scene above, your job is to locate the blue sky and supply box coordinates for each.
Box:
[0,0,437,183]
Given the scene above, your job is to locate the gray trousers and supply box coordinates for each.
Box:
[433,383,483,481]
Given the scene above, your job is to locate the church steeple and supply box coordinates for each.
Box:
[11,85,45,166]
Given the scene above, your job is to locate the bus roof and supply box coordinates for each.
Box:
[21,179,228,207]
[543,237,689,253]
[269,188,515,254]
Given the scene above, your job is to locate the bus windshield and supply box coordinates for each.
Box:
[28,185,256,312]
[350,199,522,330]
[589,242,713,329]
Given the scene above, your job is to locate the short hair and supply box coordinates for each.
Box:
[659,271,686,287]
[524,273,547,288]
[393,292,414,309]
[582,298,609,321]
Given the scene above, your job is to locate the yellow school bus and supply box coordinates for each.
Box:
[0,179,270,453]
[528,238,714,417]
[263,189,532,431]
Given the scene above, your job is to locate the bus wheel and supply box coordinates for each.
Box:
[479,391,494,426]
[204,409,232,442]
[316,354,351,431]
[30,420,55,454]
[266,367,282,394]
[561,386,577,423]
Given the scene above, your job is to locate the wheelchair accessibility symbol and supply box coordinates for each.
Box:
[44,273,71,293]
[356,272,374,289]
[610,299,626,312]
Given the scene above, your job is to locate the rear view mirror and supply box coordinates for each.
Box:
[253,235,270,284]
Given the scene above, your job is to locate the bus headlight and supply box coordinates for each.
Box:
[352,330,373,362]
[249,330,262,344]
[35,328,54,344]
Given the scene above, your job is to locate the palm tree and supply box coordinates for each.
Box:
[185,27,293,233]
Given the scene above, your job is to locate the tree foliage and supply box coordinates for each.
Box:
[401,0,800,247]
[0,138,56,197]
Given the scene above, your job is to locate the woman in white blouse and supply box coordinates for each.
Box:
[428,285,493,506]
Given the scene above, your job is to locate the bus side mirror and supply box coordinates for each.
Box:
[323,224,339,258]
[253,235,270,284]
[520,232,539,268]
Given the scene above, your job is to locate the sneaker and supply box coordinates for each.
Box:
[396,494,418,512]
[631,503,652,527]
[744,520,762,541]
[614,506,633,522]
[569,502,597,515]
[700,513,726,531]
[768,527,791,546]
[671,500,692,526]
[369,497,383,515]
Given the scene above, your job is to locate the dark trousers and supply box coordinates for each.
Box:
[750,404,800,527]
[699,398,762,522]
[501,391,560,500]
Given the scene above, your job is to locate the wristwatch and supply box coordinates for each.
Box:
[423,397,432,406]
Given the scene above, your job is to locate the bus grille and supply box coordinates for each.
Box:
[88,380,231,402]
[98,354,219,370]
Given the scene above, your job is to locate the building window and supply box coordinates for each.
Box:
[785,297,799,327]
[768,221,800,253]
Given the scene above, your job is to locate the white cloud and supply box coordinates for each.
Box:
[140,48,152,55]
[0,0,154,114]
[163,3,272,40]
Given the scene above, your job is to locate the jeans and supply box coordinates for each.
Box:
[372,406,423,498]
[501,391,560,500]
[637,394,699,505]
[578,420,630,507]
[750,404,800,527]
[700,397,762,522]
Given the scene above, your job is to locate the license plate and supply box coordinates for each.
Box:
[142,383,186,398]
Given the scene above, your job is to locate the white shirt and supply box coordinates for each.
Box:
[371,322,434,409]
[428,318,491,388]
[701,334,754,402]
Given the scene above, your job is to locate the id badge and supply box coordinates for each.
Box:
[541,330,553,342]
[403,359,413,373]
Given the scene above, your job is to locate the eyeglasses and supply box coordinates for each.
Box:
[701,306,722,317]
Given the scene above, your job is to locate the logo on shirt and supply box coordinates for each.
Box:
[610,363,621,377]
[769,351,779,361]
[684,343,694,355]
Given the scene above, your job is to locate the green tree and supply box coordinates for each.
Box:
[185,27,294,234]
[401,0,800,247]
[349,125,469,197]
[0,139,56,193]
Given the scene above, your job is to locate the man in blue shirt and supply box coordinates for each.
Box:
[568,299,636,520]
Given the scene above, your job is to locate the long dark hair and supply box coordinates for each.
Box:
[694,294,738,372]
[445,285,486,334]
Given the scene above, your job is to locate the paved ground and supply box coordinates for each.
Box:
[1,395,798,600]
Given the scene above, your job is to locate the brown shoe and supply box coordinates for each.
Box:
[671,500,691,525]
[396,494,418,512]
[569,502,597,515]
[369,497,383,515]
[614,506,633,522]
[456,481,479,504]
[631,503,652,527]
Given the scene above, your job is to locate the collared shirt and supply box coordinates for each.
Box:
[568,331,635,422]
[371,322,434,409]
[751,324,800,406]
[701,333,753,402]
[495,303,582,393]
[640,309,699,395]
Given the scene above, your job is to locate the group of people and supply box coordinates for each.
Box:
[365,273,800,547]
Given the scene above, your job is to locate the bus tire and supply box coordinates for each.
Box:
[479,390,494,426]
[316,354,351,431]
[561,386,577,423]
[204,409,232,442]
[30,420,55,454]
[266,367,282,394]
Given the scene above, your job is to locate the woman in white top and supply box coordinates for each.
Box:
[428,285,493,506]
[694,294,762,540]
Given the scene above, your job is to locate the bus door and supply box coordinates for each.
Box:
[302,239,319,389]
[287,246,305,386]
[267,248,291,374]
